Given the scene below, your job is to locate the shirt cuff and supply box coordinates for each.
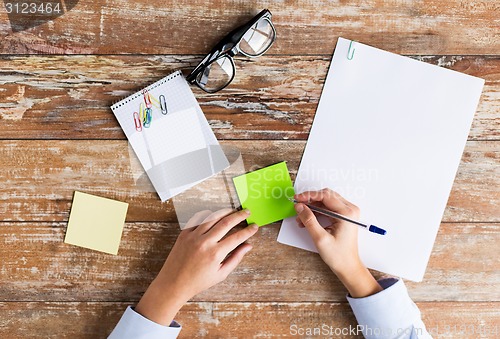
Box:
[108,306,181,339]
[347,278,428,338]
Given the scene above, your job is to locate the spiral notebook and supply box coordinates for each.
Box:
[111,71,229,201]
[277,37,484,282]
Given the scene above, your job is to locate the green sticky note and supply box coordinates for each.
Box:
[233,161,296,226]
[64,191,129,255]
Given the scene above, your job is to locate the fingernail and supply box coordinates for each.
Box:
[295,204,304,213]
[249,224,259,230]
[244,246,252,254]
[244,209,251,215]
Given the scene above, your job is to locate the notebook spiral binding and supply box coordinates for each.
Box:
[110,71,183,110]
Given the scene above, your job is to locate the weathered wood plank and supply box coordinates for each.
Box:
[0,222,498,302]
[0,140,497,222]
[0,0,104,54]
[0,55,498,140]
[0,301,498,338]
[0,1,499,55]
[0,1,497,337]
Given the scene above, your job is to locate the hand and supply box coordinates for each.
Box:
[294,188,382,298]
[294,188,360,274]
[135,209,259,325]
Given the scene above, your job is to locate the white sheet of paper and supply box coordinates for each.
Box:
[277,37,484,282]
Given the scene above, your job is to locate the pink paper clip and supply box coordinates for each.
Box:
[133,112,142,132]
[143,89,153,108]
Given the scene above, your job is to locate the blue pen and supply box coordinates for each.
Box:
[289,198,387,235]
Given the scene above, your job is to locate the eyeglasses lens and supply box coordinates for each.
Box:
[239,18,275,56]
[196,55,235,92]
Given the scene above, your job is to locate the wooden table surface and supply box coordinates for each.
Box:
[1,1,499,338]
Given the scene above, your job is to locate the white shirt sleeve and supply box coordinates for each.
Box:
[347,278,432,339]
[108,306,181,339]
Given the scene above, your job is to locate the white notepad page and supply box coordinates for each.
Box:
[111,71,229,201]
[277,38,484,282]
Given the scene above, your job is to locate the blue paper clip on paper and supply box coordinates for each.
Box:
[143,108,152,128]
[159,95,168,115]
[133,112,142,132]
[138,103,152,128]
[347,40,355,60]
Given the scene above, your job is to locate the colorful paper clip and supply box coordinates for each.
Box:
[143,108,152,128]
[347,40,355,60]
[159,95,168,115]
[138,91,159,128]
[133,112,142,132]
[139,103,151,128]
[143,89,153,108]
[139,103,145,123]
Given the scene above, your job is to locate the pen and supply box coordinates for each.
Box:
[289,198,387,235]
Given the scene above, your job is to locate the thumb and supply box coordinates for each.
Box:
[295,203,330,245]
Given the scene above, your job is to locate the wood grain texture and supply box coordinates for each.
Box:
[0,0,499,55]
[0,301,499,338]
[1,1,499,336]
[0,222,498,302]
[0,140,498,222]
[0,55,498,140]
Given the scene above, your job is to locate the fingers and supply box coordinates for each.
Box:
[219,223,259,253]
[295,188,351,214]
[195,208,234,234]
[295,203,330,245]
[219,243,253,277]
[208,209,251,241]
[184,210,213,230]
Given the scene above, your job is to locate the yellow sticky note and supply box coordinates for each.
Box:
[64,191,129,255]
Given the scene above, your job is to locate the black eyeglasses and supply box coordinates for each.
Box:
[186,9,276,93]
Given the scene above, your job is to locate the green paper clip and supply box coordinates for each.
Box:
[347,40,355,60]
